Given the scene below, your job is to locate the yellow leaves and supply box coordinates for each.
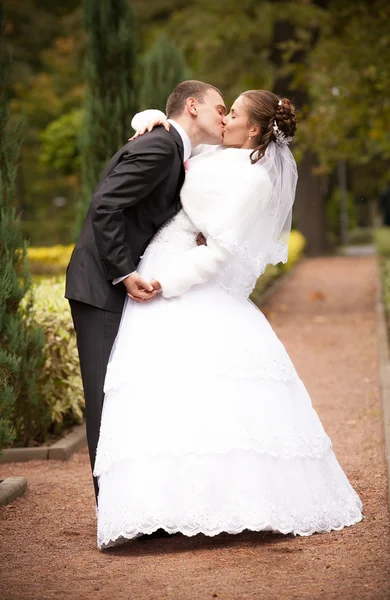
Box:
[28,244,74,275]
[251,230,306,307]
[282,230,306,272]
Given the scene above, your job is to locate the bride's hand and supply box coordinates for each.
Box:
[149,279,162,292]
[196,232,207,246]
[129,119,171,141]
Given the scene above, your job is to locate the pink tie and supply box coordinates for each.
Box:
[184,160,190,173]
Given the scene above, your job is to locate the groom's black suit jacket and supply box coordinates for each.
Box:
[65,126,185,313]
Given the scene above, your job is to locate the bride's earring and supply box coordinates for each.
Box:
[248,135,252,140]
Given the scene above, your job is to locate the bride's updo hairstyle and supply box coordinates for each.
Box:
[241,90,297,164]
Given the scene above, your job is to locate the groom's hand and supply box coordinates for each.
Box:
[124,272,159,302]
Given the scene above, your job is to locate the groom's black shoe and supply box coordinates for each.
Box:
[140,528,173,540]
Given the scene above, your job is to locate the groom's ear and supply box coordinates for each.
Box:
[186,97,198,117]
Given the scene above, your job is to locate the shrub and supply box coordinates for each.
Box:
[280,230,306,272]
[250,230,306,305]
[348,227,373,246]
[31,276,84,437]
[374,227,390,257]
[0,5,46,451]
[28,244,74,275]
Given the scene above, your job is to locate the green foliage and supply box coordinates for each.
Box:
[281,1,390,175]
[163,0,275,105]
[0,348,17,449]
[347,227,373,246]
[140,34,190,113]
[326,187,358,245]
[0,2,47,450]
[379,256,390,339]
[40,109,83,175]
[374,227,390,257]
[31,277,84,435]
[7,5,85,246]
[5,0,390,248]
[78,0,138,232]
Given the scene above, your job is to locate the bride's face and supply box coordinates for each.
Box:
[222,96,259,148]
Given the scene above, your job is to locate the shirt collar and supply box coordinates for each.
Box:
[168,119,192,162]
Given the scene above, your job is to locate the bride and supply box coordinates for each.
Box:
[94,90,363,549]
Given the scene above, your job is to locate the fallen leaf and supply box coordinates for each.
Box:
[308,290,326,302]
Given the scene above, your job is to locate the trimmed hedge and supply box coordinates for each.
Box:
[28,245,74,275]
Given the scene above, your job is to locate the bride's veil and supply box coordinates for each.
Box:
[213,140,298,298]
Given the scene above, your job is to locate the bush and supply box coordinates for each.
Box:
[14,276,84,446]
[280,230,306,272]
[374,227,390,256]
[28,245,74,275]
[31,276,84,437]
[1,6,46,452]
[250,230,306,305]
[348,227,374,245]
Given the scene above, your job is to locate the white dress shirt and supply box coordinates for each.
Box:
[112,117,191,286]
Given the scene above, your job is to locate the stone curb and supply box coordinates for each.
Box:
[375,262,390,509]
[0,477,27,506]
[0,423,86,464]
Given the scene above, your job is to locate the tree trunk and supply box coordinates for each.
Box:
[294,151,329,256]
[270,7,330,255]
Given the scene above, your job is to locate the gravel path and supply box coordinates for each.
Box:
[1,256,389,600]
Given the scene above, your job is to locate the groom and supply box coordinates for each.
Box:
[66,80,226,499]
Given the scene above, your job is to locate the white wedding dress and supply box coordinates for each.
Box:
[94,145,363,549]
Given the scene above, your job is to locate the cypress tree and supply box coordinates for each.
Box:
[0,2,46,450]
[77,0,138,233]
[140,35,190,113]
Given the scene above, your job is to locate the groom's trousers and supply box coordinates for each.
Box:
[69,299,122,501]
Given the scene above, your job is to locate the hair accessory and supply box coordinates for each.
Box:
[278,99,283,106]
[272,121,292,146]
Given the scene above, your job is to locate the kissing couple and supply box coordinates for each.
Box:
[65,80,362,549]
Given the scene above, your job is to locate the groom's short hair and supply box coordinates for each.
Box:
[166,80,222,118]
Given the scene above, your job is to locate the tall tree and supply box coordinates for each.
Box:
[0,2,46,451]
[77,0,138,232]
[270,0,331,255]
[273,0,390,252]
[139,34,189,113]
[6,5,85,245]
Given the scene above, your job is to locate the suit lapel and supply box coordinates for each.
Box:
[169,126,185,162]
[167,127,185,213]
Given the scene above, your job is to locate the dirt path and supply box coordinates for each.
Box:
[1,256,389,600]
